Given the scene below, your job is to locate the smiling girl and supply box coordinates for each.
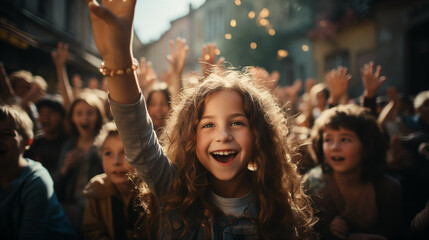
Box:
[306,104,401,240]
[53,92,105,234]
[84,1,314,238]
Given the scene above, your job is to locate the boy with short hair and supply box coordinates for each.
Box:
[0,104,77,239]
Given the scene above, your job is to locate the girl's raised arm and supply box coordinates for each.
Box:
[86,0,140,104]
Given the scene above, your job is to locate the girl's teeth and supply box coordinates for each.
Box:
[212,151,236,155]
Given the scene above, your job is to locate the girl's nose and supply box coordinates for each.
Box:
[331,140,341,150]
[113,154,123,165]
[215,126,233,142]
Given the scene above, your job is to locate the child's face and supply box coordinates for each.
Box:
[13,78,31,98]
[322,127,363,175]
[147,91,169,130]
[38,107,63,135]
[0,120,26,166]
[196,89,254,183]
[72,101,98,138]
[102,134,134,184]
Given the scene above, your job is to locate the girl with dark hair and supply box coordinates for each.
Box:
[306,104,401,240]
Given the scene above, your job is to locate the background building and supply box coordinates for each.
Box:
[0,0,143,92]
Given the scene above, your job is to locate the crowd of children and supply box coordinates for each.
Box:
[0,0,428,239]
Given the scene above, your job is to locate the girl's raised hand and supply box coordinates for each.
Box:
[325,66,351,106]
[51,42,69,68]
[136,57,156,91]
[198,43,225,77]
[167,38,189,78]
[360,61,386,98]
[86,0,136,67]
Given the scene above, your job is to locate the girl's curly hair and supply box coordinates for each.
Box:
[159,69,315,239]
[309,104,387,182]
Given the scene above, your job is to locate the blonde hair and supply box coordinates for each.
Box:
[94,121,118,151]
[160,69,314,239]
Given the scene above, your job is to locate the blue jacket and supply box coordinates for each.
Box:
[0,159,78,240]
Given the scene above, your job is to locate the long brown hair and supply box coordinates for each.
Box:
[66,91,105,138]
[160,70,315,239]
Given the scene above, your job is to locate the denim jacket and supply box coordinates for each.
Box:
[160,209,259,239]
[110,94,260,239]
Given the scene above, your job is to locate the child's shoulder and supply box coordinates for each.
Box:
[11,159,54,199]
[82,173,117,199]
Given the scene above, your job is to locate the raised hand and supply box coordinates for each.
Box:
[51,42,69,68]
[361,61,386,98]
[251,67,279,91]
[167,38,188,78]
[86,0,136,67]
[325,66,351,106]
[198,43,225,77]
[52,41,73,109]
[86,0,140,104]
[165,38,189,99]
[136,57,157,92]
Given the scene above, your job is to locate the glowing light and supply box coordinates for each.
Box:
[225,33,232,40]
[302,44,309,52]
[319,20,327,27]
[248,11,256,19]
[204,54,210,60]
[268,29,276,36]
[235,0,241,6]
[230,19,237,27]
[259,19,268,26]
[250,42,257,49]
[277,49,288,58]
[259,8,270,18]
[215,49,220,55]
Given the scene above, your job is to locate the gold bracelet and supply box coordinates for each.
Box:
[99,58,139,77]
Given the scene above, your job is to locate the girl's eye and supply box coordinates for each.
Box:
[231,121,245,126]
[202,123,214,128]
[341,138,351,143]
[104,151,112,157]
[323,138,331,143]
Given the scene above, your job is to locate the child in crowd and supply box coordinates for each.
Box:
[53,92,105,233]
[82,121,158,240]
[0,63,47,134]
[146,87,171,136]
[86,1,314,238]
[24,94,69,175]
[305,104,401,239]
[0,105,77,239]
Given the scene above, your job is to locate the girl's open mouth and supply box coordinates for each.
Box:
[80,124,90,130]
[211,151,238,164]
[112,170,128,176]
[331,156,345,162]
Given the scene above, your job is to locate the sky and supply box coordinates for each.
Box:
[134,0,206,43]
